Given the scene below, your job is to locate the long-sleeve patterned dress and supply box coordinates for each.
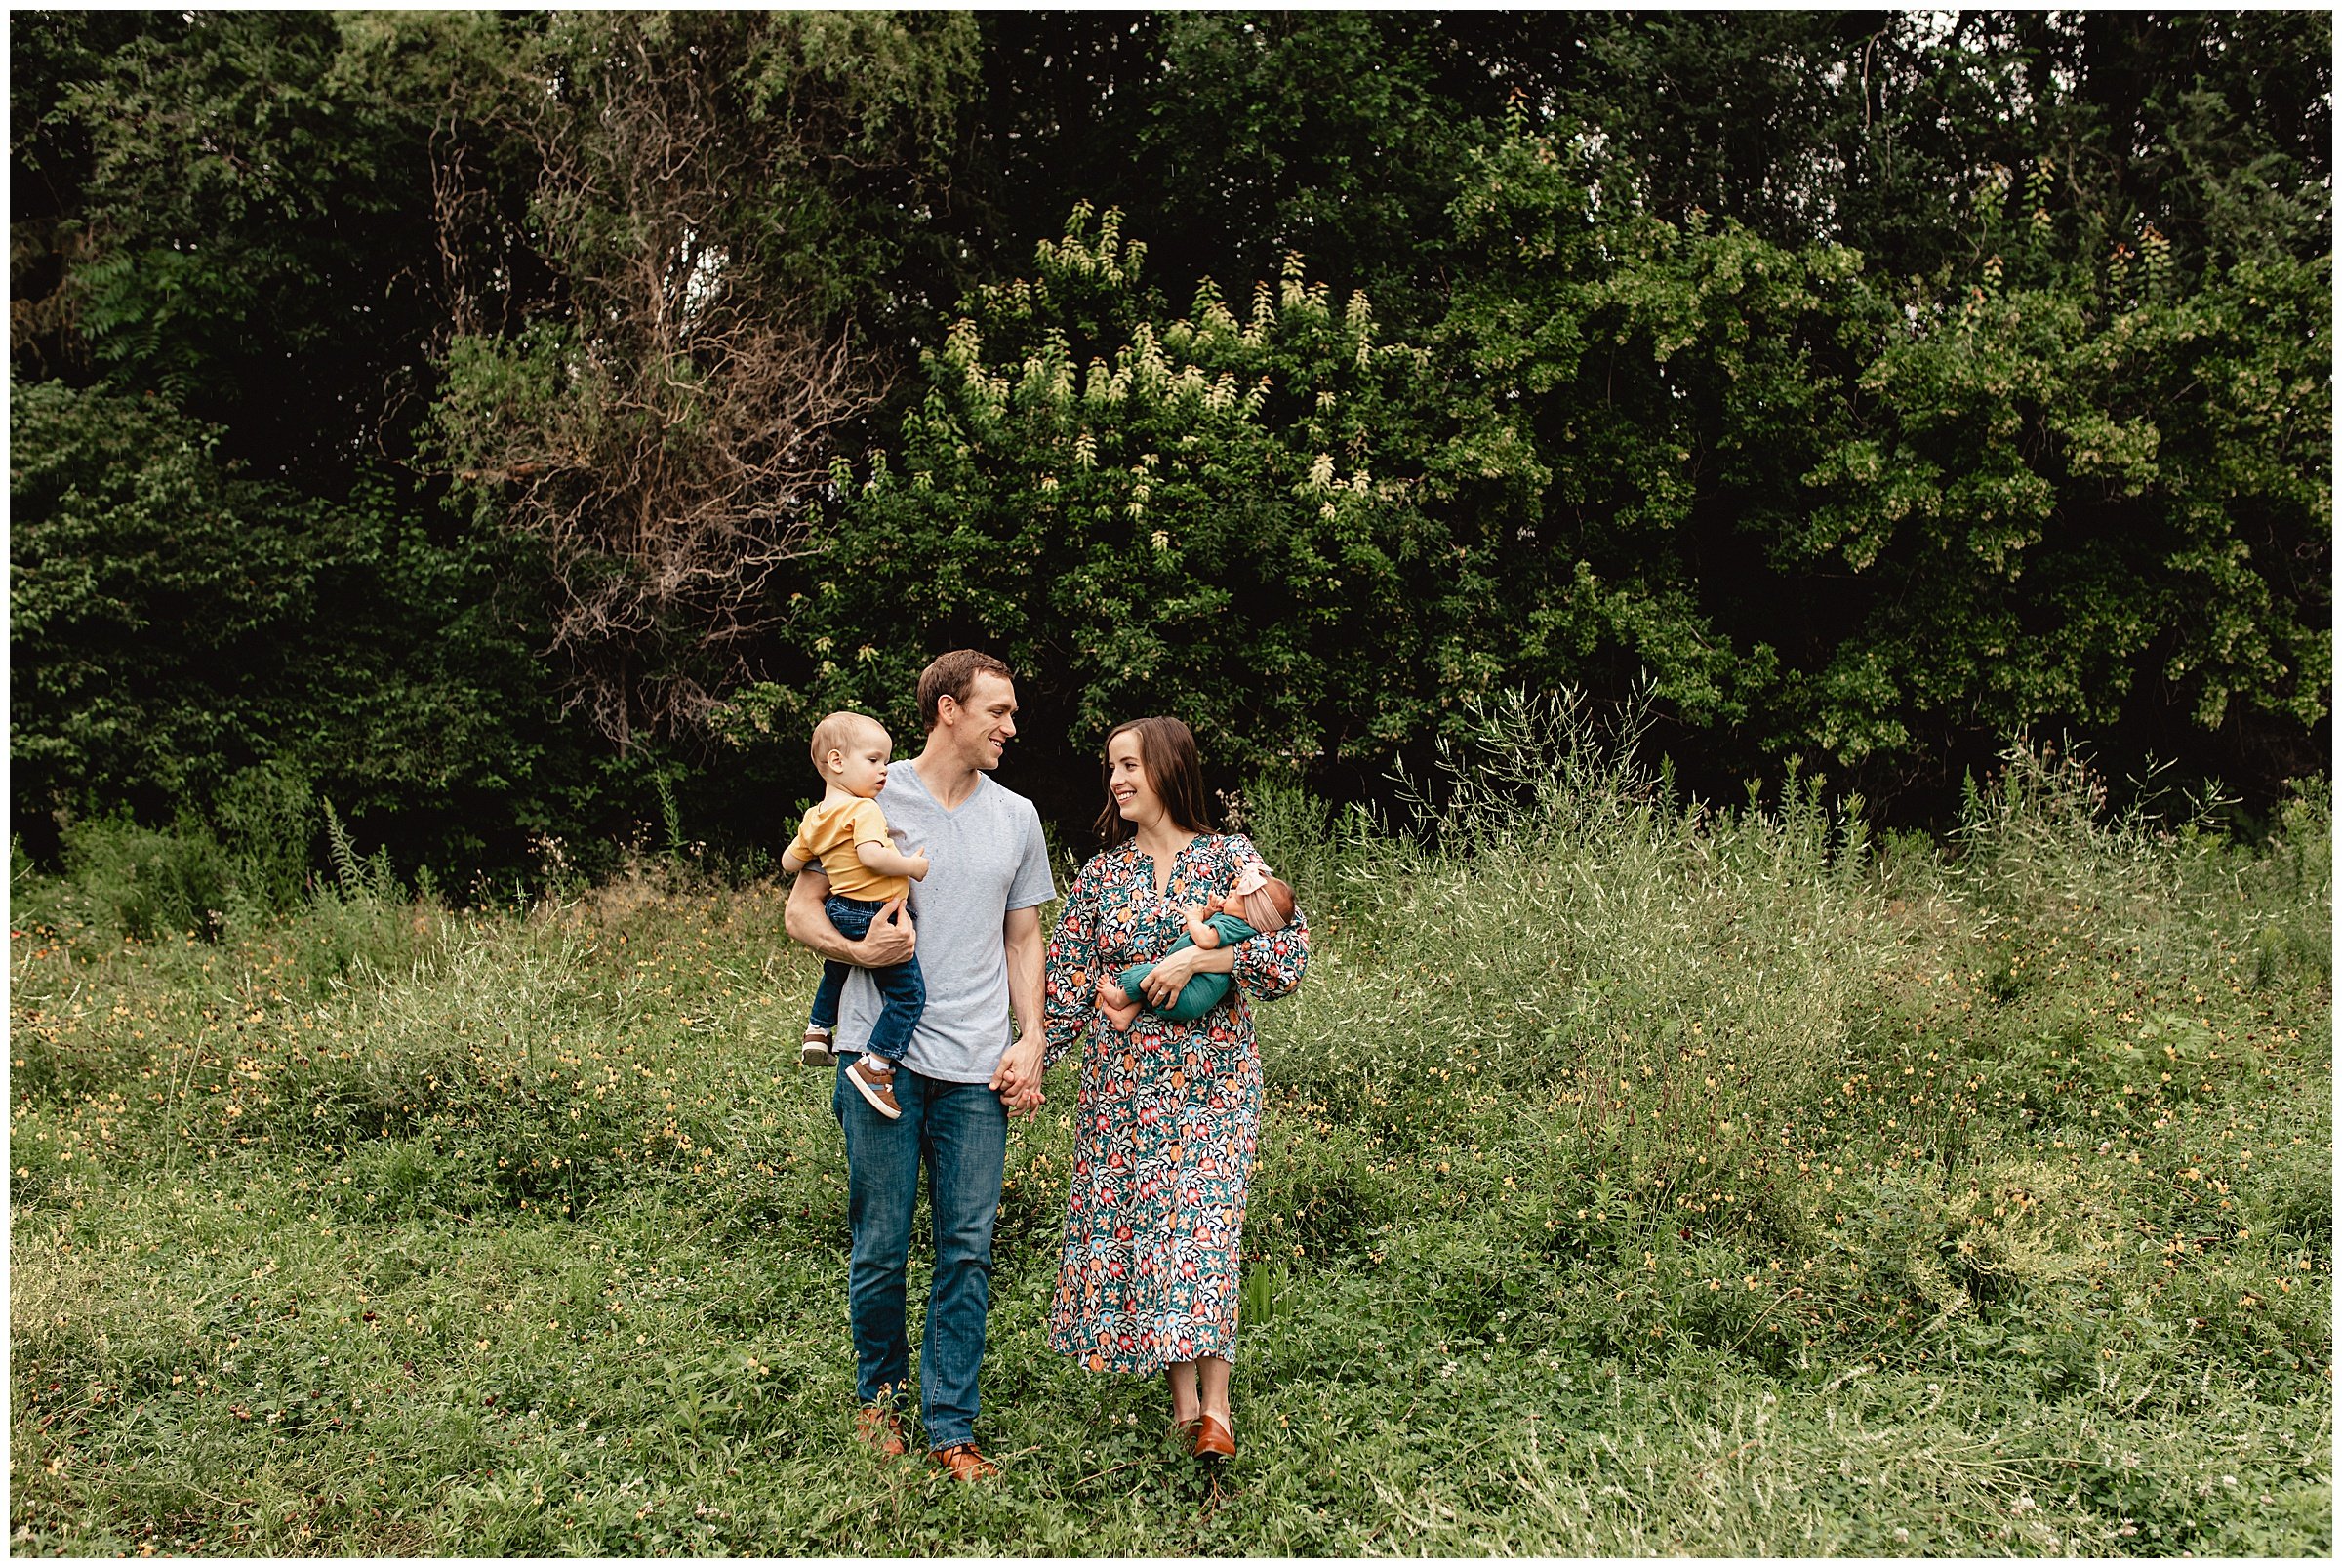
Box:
[1041,831,1310,1372]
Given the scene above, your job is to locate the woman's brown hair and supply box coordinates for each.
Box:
[1091,716,1216,850]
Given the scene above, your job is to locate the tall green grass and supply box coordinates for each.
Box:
[11,702,2330,1554]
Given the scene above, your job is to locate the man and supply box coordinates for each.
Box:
[784,649,1052,1481]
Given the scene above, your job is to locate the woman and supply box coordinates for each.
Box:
[1040,717,1310,1460]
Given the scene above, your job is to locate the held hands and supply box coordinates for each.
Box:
[989,1033,1045,1118]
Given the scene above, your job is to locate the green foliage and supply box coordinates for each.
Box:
[770,141,2325,816]
[12,776,427,952]
[213,763,316,917]
[30,11,458,480]
[1794,255,2330,756]
[9,377,578,879]
[1435,119,2328,795]
[46,816,233,945]
[1109,12,1491,332]
[10,380,329,816]
[8,9,2328,877]
[963,14,1524,344]
[768,205,1489,782]
[1436,135,1866,731]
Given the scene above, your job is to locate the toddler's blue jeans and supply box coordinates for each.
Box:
[809,895,923,1061]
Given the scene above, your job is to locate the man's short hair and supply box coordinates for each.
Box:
[809,710,887,773]
[917,650,1015,733]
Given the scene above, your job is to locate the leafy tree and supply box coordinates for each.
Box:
[736,207,1483,814]
[18,10,458,484]
[7,9,2327,860]
[953,12,1534,342]
[1461,12,2331,288]
[9,379,563,873]
[9,10,148,382]
[11,380,324,820]
[1437,122,2329,806]
[1792,249,2329,792]
[1435,128,1877,750]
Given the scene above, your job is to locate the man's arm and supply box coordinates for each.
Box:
[784,865,915,967]
[989,905,1046,1114]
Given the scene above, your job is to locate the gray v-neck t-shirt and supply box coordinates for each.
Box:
[829,762,1057,1084]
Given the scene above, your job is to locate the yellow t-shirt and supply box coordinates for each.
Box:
[787,795,908,903]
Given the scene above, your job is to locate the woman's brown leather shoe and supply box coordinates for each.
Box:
[1191,1414,1235,1459]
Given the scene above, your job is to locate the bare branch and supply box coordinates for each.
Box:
[428,16,883,746]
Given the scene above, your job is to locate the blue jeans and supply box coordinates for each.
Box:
[834,1064,1006,1451]
[808,895,924,1061]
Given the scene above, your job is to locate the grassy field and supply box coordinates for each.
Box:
[10,717,2332,1554]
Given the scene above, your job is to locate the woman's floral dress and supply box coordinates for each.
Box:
[1041,831,1310,1372]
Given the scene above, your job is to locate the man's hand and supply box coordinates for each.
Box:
[990,1033,1045,1118]
[784,869,915,968]
[997,905,1045,1115]
[855,898,916,967]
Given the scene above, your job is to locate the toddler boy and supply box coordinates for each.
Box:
[783,711,930,1118]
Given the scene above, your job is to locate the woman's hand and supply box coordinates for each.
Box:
[1139,944,1209,1007]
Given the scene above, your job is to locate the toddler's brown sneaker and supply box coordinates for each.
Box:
[847,1055,903,1119]
[801,1025,835,1067]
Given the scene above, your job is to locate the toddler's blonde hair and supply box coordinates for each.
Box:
[809,710,888,774]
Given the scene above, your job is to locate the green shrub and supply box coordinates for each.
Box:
[214,761,316,917]
[50,814,232,942]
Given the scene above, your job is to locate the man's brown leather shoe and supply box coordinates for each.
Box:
[856,1405,907,1460]
[931,1441,998,1481]
[1192,1414,1235,1460]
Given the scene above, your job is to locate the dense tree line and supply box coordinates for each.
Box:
[11,11,2329,884]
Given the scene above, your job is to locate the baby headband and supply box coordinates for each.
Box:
[1230,858,1272,898]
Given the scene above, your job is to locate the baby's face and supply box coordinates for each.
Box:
[827,731,893,798]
